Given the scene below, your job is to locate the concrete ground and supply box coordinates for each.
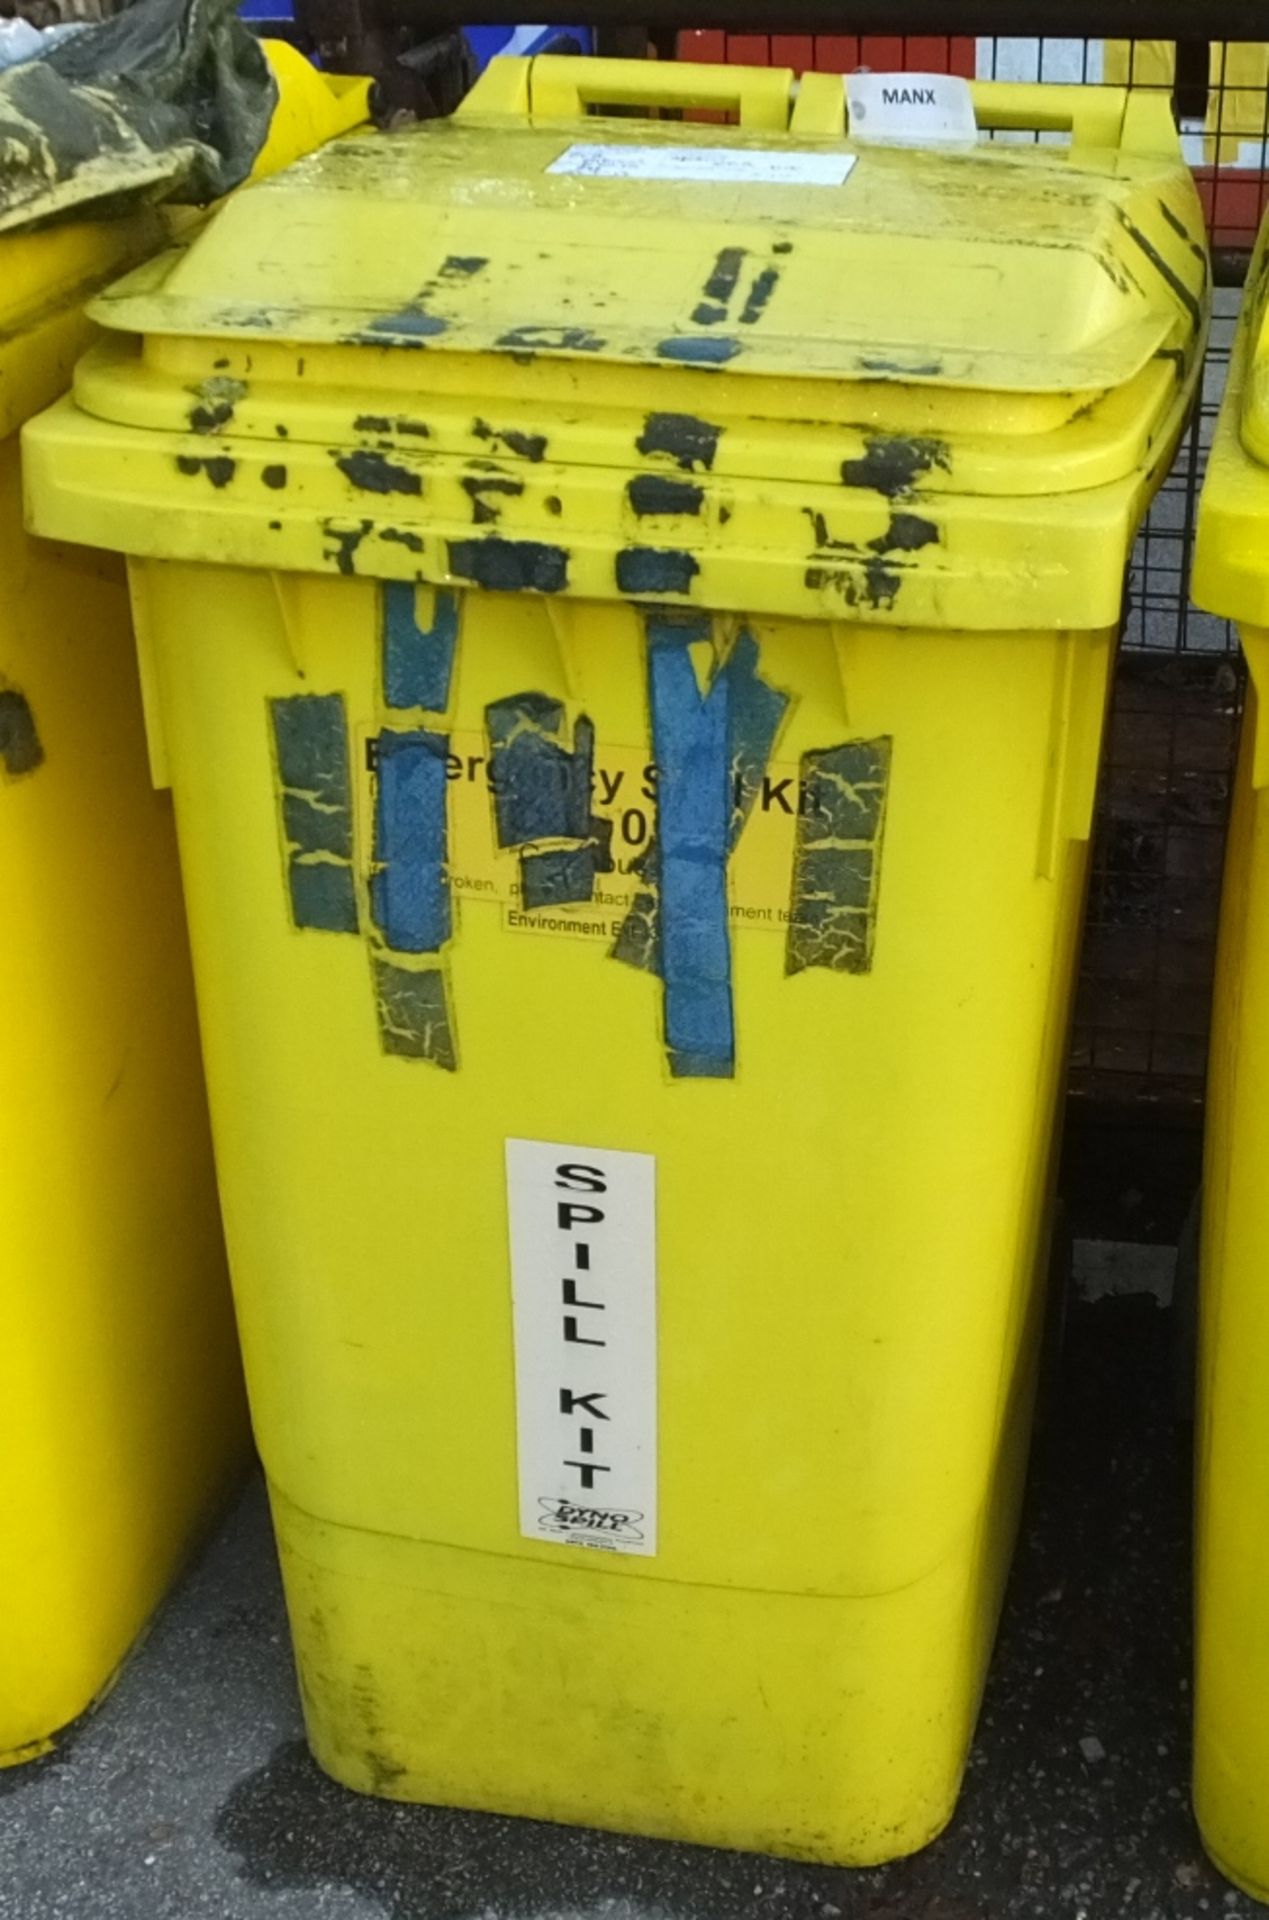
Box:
[1,1292,1255,1920]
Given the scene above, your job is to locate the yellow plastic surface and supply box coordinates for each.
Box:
[23,58,1207,1856]
[1190,217,1269,1903]
[1105,40,1269,167]
[0,43,368,1769]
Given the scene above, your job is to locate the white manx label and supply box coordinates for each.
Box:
[548,142,857,187]
[845,72,979,149]
[506,1138,657,1556]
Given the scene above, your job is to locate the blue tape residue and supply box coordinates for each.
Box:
[647,620,734,1080]
[371,729,451,953]
[725,630,787,839]
[485,694,611,909]
[613,622,788,1078]
[486,693,590,847]
[787,737,892,976]
[382,583,459,712]
[270,694,359,935]
[373,955,456,1069]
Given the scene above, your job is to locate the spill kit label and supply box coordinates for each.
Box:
[506,1138,657,1557]
[548,141,858,188]
[442,730,799,943]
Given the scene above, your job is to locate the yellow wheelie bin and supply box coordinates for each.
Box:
[23,58,1206,1859]
[0,42,369,1768]
[1189,216,1269,1902]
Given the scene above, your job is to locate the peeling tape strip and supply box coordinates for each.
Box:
[486,693,589,848]
[372,954,456,1069]
[648,626,733,1078]
[786,737,892,976]
[270,694,359,934]
[485,693,613,908]
[521,819,615,912]
[613,621,788,1079]
[382,584,458,712]
[371,728,451,954]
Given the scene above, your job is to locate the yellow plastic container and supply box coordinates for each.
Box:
[0,45,370,1769]
[24,58,1206,1859]
[1188,215,1269,1904]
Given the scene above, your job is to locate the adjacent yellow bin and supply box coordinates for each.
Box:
[1189,215,1269,1903]
[24,58,1207,1858]
[0,44,369,1768]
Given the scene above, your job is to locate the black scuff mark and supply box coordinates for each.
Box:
[862,514,939,611]
[472,420,548,463]
[335,451,423,497]
[381,527,425,554]
[354,415,430,439]
[372,955,456,1068]
[440,255,488,278]
[636,413,722,472]
[1092,247,1135,297]
[188,375,247,435]
[0,688,43,778]
[448,539,568,594]
[176,454,236,488]
[616,549,699,596]
[1113,207,1204,333]
[627,475,704,518]
[545,495,563,517]
[841,434,951,499]
[495,325,605,353]
[1157,199,1192,246]
[658,336,740,366]
[858,355,943,377]
[803,510,940,612]
[773,239,793,255]
[276,424,290,438]
[461,475,525,526]
[321,518,374,576]
[787,736,892,976]
[698,246,746,310]
[262,465,288,490]
[873,512,939,555]
[739,267,779,327]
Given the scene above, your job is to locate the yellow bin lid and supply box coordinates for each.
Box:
[24,57,1208,630]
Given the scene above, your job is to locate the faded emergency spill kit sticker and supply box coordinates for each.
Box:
[548,142,858,189]
[506,1139,657,1557]
[268,588,894,1076]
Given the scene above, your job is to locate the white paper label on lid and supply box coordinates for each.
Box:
[507,1137,658,1557]
[845,72,979,149]
[548,142,857,187]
